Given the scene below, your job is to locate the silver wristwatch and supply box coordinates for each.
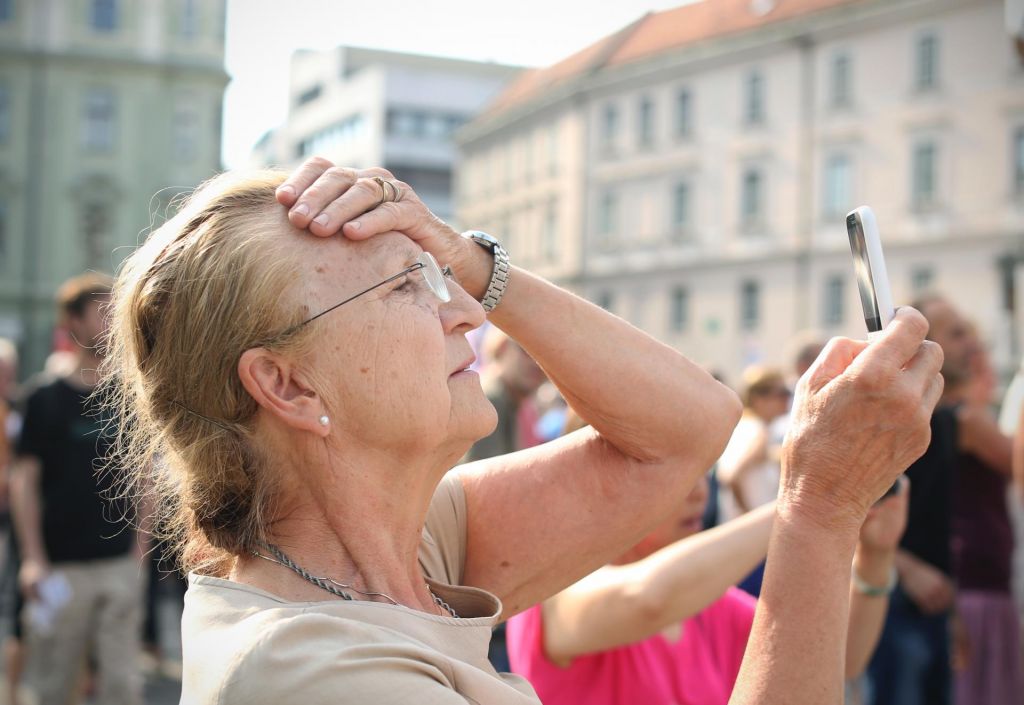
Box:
[461,230,510,313]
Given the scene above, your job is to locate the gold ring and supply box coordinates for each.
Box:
[389,180,403,203]
[372,176,388,206]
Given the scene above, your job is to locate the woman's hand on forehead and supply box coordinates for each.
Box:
[276,159,466,275]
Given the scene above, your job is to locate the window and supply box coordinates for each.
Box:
[638,96,654,148]
[911,266,933,293]
[547,123,559,175]
[502,143,512,188]
[424,114,448,140]
[500,213,512,255]
[675,89,693,138]
[912,141,938,209]
[81,202,111,269]
[823,154,852,218]
[543,201,558,262]
[173,102,198,161]
[181,0,198,39]
[823,275,844,326]
[670,287,689,332]
[297,84,321,107]
[741,168,763,226]
[830,54,851,108]
[0,85,9,144]
[745,70,765,125]
[740,280,760,331]
[91,0,118,32]
[601,104,618,153]
[0,0,12,22]
[915,33,939,90]
[298,113,366,157]
[444,115,464,136]
[0,199,7,260]
[524,133,534,180]
[1014,127,1024,197]
[411,112,428,138]
[82,88,116,151]
[598,192,617,245]
[671,182,691,236]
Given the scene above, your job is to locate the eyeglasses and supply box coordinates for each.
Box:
[285,251,452,336]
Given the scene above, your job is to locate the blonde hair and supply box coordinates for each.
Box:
[100,170,316,576]
[739,365,786,409]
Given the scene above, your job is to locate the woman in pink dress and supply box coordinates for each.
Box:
[508,453,909,705]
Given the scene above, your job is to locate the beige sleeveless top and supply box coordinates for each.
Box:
[180,474,540,704]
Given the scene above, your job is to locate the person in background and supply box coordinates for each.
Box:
[868,294,969,705]
[465,326,547,462]
[946,325,1020,704]
[463,326,548,671]
[9,273,144,705]
[0,338,23,705]
[715,365,789,596]
[0,338,17,499]
[508,407,907,705]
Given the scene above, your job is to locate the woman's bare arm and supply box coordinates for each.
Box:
[541,502,774,663]
[731,311,942,704]
[457,266,741,616]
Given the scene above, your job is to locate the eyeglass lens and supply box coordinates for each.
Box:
[418,251,451,303]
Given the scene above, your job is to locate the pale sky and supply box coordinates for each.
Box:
[222,0,696,168]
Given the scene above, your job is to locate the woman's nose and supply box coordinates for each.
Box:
[441,279,487,334]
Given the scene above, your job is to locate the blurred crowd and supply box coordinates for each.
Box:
[0,273,1020,705]
[461,295,1024,705]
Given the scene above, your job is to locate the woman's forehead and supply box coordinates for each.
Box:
[313,231,422,276]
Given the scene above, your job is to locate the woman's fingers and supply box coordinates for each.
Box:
[288,167,363,234]
[852,307,931,377]
[276,157,339,207]
[276,157,404,238]
[304,176,390,237]
[343,197,421,241]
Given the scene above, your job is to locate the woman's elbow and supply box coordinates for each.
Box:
[688,383,741,467]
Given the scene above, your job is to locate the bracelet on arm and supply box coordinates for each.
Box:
[461,230,510,313]
[852,565,898,597]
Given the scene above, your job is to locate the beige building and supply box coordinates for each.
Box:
[457,0,1024,383]
[0,0,228,374]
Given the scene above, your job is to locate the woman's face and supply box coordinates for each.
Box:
[296,231,496,454]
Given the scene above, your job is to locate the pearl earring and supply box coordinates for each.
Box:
[318,415,329,427]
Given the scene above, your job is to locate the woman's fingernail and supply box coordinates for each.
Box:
[293,203,309,217]
[278,185,295,198]
[348,220,361,231]
[314,213,329,227]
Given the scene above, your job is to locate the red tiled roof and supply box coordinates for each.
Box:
[484,0,865,117]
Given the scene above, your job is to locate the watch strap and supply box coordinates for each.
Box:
[462,231,510,313]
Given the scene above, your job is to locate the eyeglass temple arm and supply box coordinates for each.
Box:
[296,262,426,329]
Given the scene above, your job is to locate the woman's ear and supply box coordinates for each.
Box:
[238,348,329,437]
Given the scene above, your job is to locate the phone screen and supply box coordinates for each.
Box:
[846,213,883,333]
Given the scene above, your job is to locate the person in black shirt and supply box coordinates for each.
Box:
[9,273,143,705]
[867,295,977,705]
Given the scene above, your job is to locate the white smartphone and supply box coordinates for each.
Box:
[845,206,894,340]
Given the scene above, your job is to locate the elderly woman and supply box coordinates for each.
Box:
[102,159,942,704]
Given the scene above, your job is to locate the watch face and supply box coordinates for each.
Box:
[466,231,497,244]
[464,230,498,248]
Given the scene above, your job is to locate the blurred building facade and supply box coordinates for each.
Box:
[250,46,522,224]
[457,0,1024,383]
[0,0,228,375]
